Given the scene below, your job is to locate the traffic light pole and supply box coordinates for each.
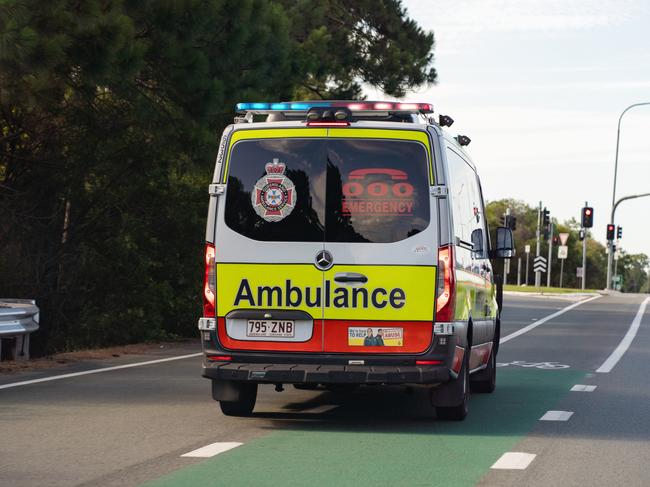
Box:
[582,202,588,290]
[606,192,650,288]
[535,202,542,287]
[546,222,554,287]
[607,102,650,290]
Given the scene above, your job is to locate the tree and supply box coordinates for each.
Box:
[277,0,437,99]
[0,1,437,354]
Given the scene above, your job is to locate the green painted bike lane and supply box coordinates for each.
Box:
[144,368,583,487]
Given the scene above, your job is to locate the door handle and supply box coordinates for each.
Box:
[334,272,368,284]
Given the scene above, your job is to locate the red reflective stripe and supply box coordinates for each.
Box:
[207,355,232,361]
[415,360,443,365]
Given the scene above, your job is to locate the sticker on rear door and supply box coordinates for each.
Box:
[251,159,296,222]
[348,327,403,346]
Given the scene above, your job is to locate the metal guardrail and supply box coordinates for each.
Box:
[0,299,39,361]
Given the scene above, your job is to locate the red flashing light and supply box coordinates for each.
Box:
[203,243,216,317]
[306,121,351,127]
[585,209,592,216]
[416,360,443,365]
[436,245,455,322]
[207,355,232,362]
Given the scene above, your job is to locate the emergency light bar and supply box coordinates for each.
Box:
[235,101,434,114]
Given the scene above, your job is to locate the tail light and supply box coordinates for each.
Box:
[203,243,216,317]
[436,245,455,322]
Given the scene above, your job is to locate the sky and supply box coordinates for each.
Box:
[371,0,650,257]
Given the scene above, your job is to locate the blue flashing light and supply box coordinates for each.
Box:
[236,101,434,113]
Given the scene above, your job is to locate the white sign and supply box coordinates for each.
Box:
[559,232,569,246]
[533,255,547,273]
[576,267,583,277]
[558,245,568,259]
[525,244,531,253]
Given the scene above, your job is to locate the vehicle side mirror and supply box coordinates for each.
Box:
[471,228,484,258]
[490,226,515,259]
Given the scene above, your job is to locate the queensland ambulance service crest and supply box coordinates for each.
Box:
[251,159,296,222]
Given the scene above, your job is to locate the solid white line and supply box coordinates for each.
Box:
[491,452,537,470]
[500,295,601,344]
[0,352,202,390]
[571,384,597,392]
[596,296,650,373]
[540,410,573,421]
[181,442,242,458]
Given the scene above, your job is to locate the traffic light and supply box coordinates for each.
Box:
[606,224,615,241]
[552,235,559,245]
[581,206,594,228]
[542,207,550,228]
[509,216,517,230]
[579,229,585,241]
[617,226,623,239]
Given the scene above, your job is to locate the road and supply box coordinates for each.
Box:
[1,293,649,487]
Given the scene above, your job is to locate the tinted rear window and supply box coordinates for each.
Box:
[224,136,430,244]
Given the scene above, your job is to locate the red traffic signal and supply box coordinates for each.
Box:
[581,206,594,228]
[606,224,615,241]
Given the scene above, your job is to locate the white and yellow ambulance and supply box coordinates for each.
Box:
[198,101,514,420]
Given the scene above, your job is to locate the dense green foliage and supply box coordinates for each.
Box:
[0,1,436,354]
[486,199,649,292]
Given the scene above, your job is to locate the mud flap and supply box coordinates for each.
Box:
[212,380,247,402]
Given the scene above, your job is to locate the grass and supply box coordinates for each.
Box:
[504,284,601,294]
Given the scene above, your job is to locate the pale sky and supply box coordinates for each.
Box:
[372,0,650,257]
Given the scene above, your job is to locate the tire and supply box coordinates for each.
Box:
[293,384,321,391]
[219,383,258,417]
[435,347,469,421]
[470,345,496,393]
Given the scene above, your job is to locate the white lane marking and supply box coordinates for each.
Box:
[491,452,537,470]
[181,442,242,458]
[540,410,574,421]
[500,295,601,344]
[596,296,650,373]
[0,352,202,390]
[307,405,338,414]
[571,384,597,392]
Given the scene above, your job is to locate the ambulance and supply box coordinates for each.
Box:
[198,101,514,420]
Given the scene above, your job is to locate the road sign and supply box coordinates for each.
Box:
[533,255,547,273]
[558,245,568,259]
[576,267,583,277]
[525,244,531,253]
[559,233,569,246]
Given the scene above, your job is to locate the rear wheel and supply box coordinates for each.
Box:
[219,383,258,417]
[435,347,469,421]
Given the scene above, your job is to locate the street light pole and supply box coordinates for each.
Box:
[607,102,650,289]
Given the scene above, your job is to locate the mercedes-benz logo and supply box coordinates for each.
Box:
[315,250,333,270]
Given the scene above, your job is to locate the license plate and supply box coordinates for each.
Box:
[246,320,295,338]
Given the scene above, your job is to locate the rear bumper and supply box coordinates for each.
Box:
[203,362,450,384]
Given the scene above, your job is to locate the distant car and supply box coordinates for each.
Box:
[198,101,514,420]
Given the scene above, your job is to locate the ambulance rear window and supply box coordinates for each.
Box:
[223,137,429,244]
[324,139,430,243]
[224,139,326,242]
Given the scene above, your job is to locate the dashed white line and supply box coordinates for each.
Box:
[500,295,601,344]
[0,352,202,390]
[491,452,537,470]
[540,410,574,421]
[596,296,650,373]
[181,442,242,458]
[571,384,597,392]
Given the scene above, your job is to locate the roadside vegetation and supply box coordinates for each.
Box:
[487,199,649,293]
[0,1,437,354]
[503,285,601,295]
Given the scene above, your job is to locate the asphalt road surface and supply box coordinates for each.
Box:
[1,293,649,487]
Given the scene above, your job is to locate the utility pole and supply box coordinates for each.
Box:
[559,255,565,288]
[517,257,522,286]
[525,245,530,286]
[503,207,511,285]
[582,201,588,290]
[535,202,542,287]
[546,222,554,287]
